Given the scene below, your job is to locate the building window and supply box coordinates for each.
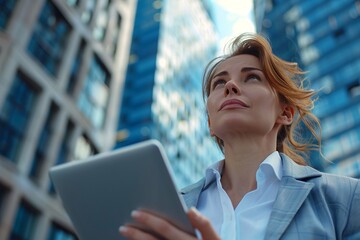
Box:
[30,103,58,182]
[0,184,8,220]
[27,1,71,76]
[93,5,109,41]
[67,39,86,95]
[49,120,74,194]
[81,0,96,24]
[78,56,110,128]
[0,73,37,162]
[348,81,360,98]
[55,121,73,165]
[66,0,79,7]
[0,0,17,29]
[10,201,38,240]
[47,222,78,240]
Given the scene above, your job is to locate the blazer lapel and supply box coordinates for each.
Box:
[265,177,314,239]
[265,154,321,239]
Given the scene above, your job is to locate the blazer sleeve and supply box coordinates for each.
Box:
[343,180,360,239]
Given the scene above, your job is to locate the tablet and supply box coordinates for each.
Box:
[49,140,195,240]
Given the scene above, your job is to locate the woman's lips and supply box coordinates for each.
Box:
[219,99,249,111]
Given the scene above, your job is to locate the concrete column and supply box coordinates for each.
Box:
[71,45,92,101]
[7,0,45,51]
[0,188,21,239]
[90,0,103,30]
[32,209,51,240]
[17,91,50,176]
[0,53,17,112]
[38,108,68,192]
[56,28,81,91]
[0,0,44,109]
[102,0,137,150]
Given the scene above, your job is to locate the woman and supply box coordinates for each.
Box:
[119,33,360,239]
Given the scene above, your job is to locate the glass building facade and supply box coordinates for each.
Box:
[0,0,136,239]
[0,0,17,30]
[255,0,360,177]
[116,0,222,188]
[27,1,71,76]
[0,73,38,163]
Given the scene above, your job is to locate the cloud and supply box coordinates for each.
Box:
[215,0,253,16]
[232,17,255,33]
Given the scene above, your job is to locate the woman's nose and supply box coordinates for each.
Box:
[224,81,240,96]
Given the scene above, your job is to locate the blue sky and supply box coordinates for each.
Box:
[209,0,255,50]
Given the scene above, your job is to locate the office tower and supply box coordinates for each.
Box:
[255,0,360,177]
[115,0,222,188]
[0,0,136,238]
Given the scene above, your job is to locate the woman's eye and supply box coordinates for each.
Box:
[212,79,226,89]
[246,74,261,82]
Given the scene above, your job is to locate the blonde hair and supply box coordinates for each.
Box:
[203,33,321,165]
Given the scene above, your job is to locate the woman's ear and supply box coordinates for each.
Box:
[277,105,294,125]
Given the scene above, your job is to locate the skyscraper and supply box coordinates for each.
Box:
[115,0,222,188]
[255,0,360,178]
[0,0,136,238]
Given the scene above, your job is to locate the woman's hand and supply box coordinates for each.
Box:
[119,207,220,240]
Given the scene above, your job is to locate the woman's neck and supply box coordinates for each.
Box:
[220,137,276,207]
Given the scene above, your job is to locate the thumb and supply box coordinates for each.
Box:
[187,207,220,240]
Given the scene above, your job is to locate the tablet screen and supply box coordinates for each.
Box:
[50,140,195,240]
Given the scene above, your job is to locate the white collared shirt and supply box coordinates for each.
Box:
[197,151,282,240]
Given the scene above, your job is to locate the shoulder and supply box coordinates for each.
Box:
[281,153,360,209]
[289,156,359,196]
[313,170,359,190]
[308,170,360,209]
[281,155,360,236]
[281,153,359,192]
[308,171,360,237]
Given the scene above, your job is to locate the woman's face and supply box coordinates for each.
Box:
[207,54,285,141]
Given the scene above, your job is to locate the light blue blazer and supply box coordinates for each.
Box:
[180,154,360,239]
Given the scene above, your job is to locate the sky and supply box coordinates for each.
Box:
[210,0,256,51]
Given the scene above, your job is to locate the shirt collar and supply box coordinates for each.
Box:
[203,159,224,188]
[256,151,282,188]
[203,151,282,189]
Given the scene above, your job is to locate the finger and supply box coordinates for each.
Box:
[131,210,197,240]
[188,207,220,240]
[119,225,157,240]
